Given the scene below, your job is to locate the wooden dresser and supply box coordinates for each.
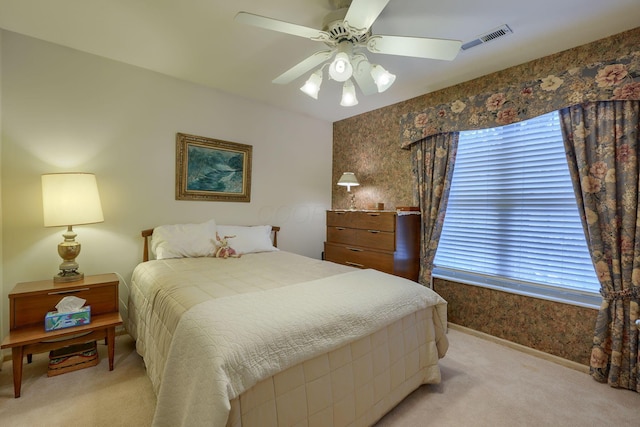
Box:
[324,209,421,281]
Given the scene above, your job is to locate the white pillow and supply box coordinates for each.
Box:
[215,225,278,254]
[151,219,217,259]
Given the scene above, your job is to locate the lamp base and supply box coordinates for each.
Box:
[54,270,84,283]
[348,193,357,210]
[54,225,84,283]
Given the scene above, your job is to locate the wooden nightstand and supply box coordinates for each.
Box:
[1,273,123,398]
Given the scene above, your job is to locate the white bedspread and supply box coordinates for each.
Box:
[152,269,447,427]
[129,251,355,393]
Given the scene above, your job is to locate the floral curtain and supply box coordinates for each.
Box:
[559,100,640,391]
[401,33,640,391]
[400,51,640,149]
[411,132,459,287]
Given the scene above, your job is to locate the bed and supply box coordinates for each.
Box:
[127,220,448,427]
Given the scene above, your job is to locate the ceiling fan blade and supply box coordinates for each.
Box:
[343,0,391,35]
[272,50,333,85]
[351,55,378,96]
[235,12,329,42]
[367,35,462,61]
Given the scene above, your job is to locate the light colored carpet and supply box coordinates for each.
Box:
[0,335,155,427]
[378,326,639,426]
[1,328,638,426]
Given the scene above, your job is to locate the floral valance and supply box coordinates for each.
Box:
[400,51,640,149]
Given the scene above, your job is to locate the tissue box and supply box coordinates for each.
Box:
[44,306,91,331]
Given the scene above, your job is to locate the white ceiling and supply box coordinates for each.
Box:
[1,0,639,123]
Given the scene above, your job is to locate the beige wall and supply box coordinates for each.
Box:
[0,31,333,340]
[332,27,640,364]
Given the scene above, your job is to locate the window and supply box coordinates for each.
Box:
[433,111,601,308]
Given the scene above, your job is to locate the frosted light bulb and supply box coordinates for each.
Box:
[329,52,353,82]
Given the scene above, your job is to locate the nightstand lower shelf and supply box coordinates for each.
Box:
[1,312,123,398]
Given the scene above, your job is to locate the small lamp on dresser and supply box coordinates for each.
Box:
[337,172,359,210]
[41,172,104,283]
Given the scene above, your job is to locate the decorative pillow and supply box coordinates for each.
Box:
[151,219,217,259]
[215,225,278,255]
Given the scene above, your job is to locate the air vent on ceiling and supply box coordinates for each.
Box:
[461,24,513,51]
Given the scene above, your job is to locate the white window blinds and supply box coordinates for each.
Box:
[433,111,600,305]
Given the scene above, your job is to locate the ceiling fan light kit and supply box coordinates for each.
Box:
[340,80,359,107]
[300,70,323,99]
[370,64,396,92]
[328,51,354,82]
[235,0,461,107]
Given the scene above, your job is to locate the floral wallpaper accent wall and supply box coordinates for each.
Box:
[332,27,640,365]
[333,103,414,211]
[434,279,595,364]
[333,27,640,211]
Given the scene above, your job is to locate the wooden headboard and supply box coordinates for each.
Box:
[141,226,280,262]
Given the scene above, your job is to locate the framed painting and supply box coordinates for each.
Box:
[176,133,252,202]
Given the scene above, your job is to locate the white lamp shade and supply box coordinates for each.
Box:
[42,173,104,227]
[340,80,358,107]
[337,172,360,191]
[370,64,396,92]
[300,70,323,99]
[329,52,353,82]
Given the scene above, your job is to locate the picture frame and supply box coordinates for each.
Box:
[176,133,252,202]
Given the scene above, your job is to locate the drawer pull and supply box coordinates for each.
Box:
[346,261,365,268]
[367,213,381,217]
[367,230,381,234]
[47,288,90,296]
[346,247,364,252]
[336,227,346,231]
[334,212,346,215]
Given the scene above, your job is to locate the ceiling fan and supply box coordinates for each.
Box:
[235,0,462,106]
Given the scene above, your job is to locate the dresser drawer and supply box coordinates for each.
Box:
[354,229,395,251]
[11,284,117,329]
[324,242,394,274]
[327,226,357,245]
[328,226,395,251]
[326,211,351,228]
[327,210,396,232]
[349,211,396,232]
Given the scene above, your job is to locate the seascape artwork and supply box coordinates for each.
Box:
[186,145,244,194]
[176,133,251,202]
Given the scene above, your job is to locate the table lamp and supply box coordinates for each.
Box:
[42,173,104,283]
[337,172,359,210]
